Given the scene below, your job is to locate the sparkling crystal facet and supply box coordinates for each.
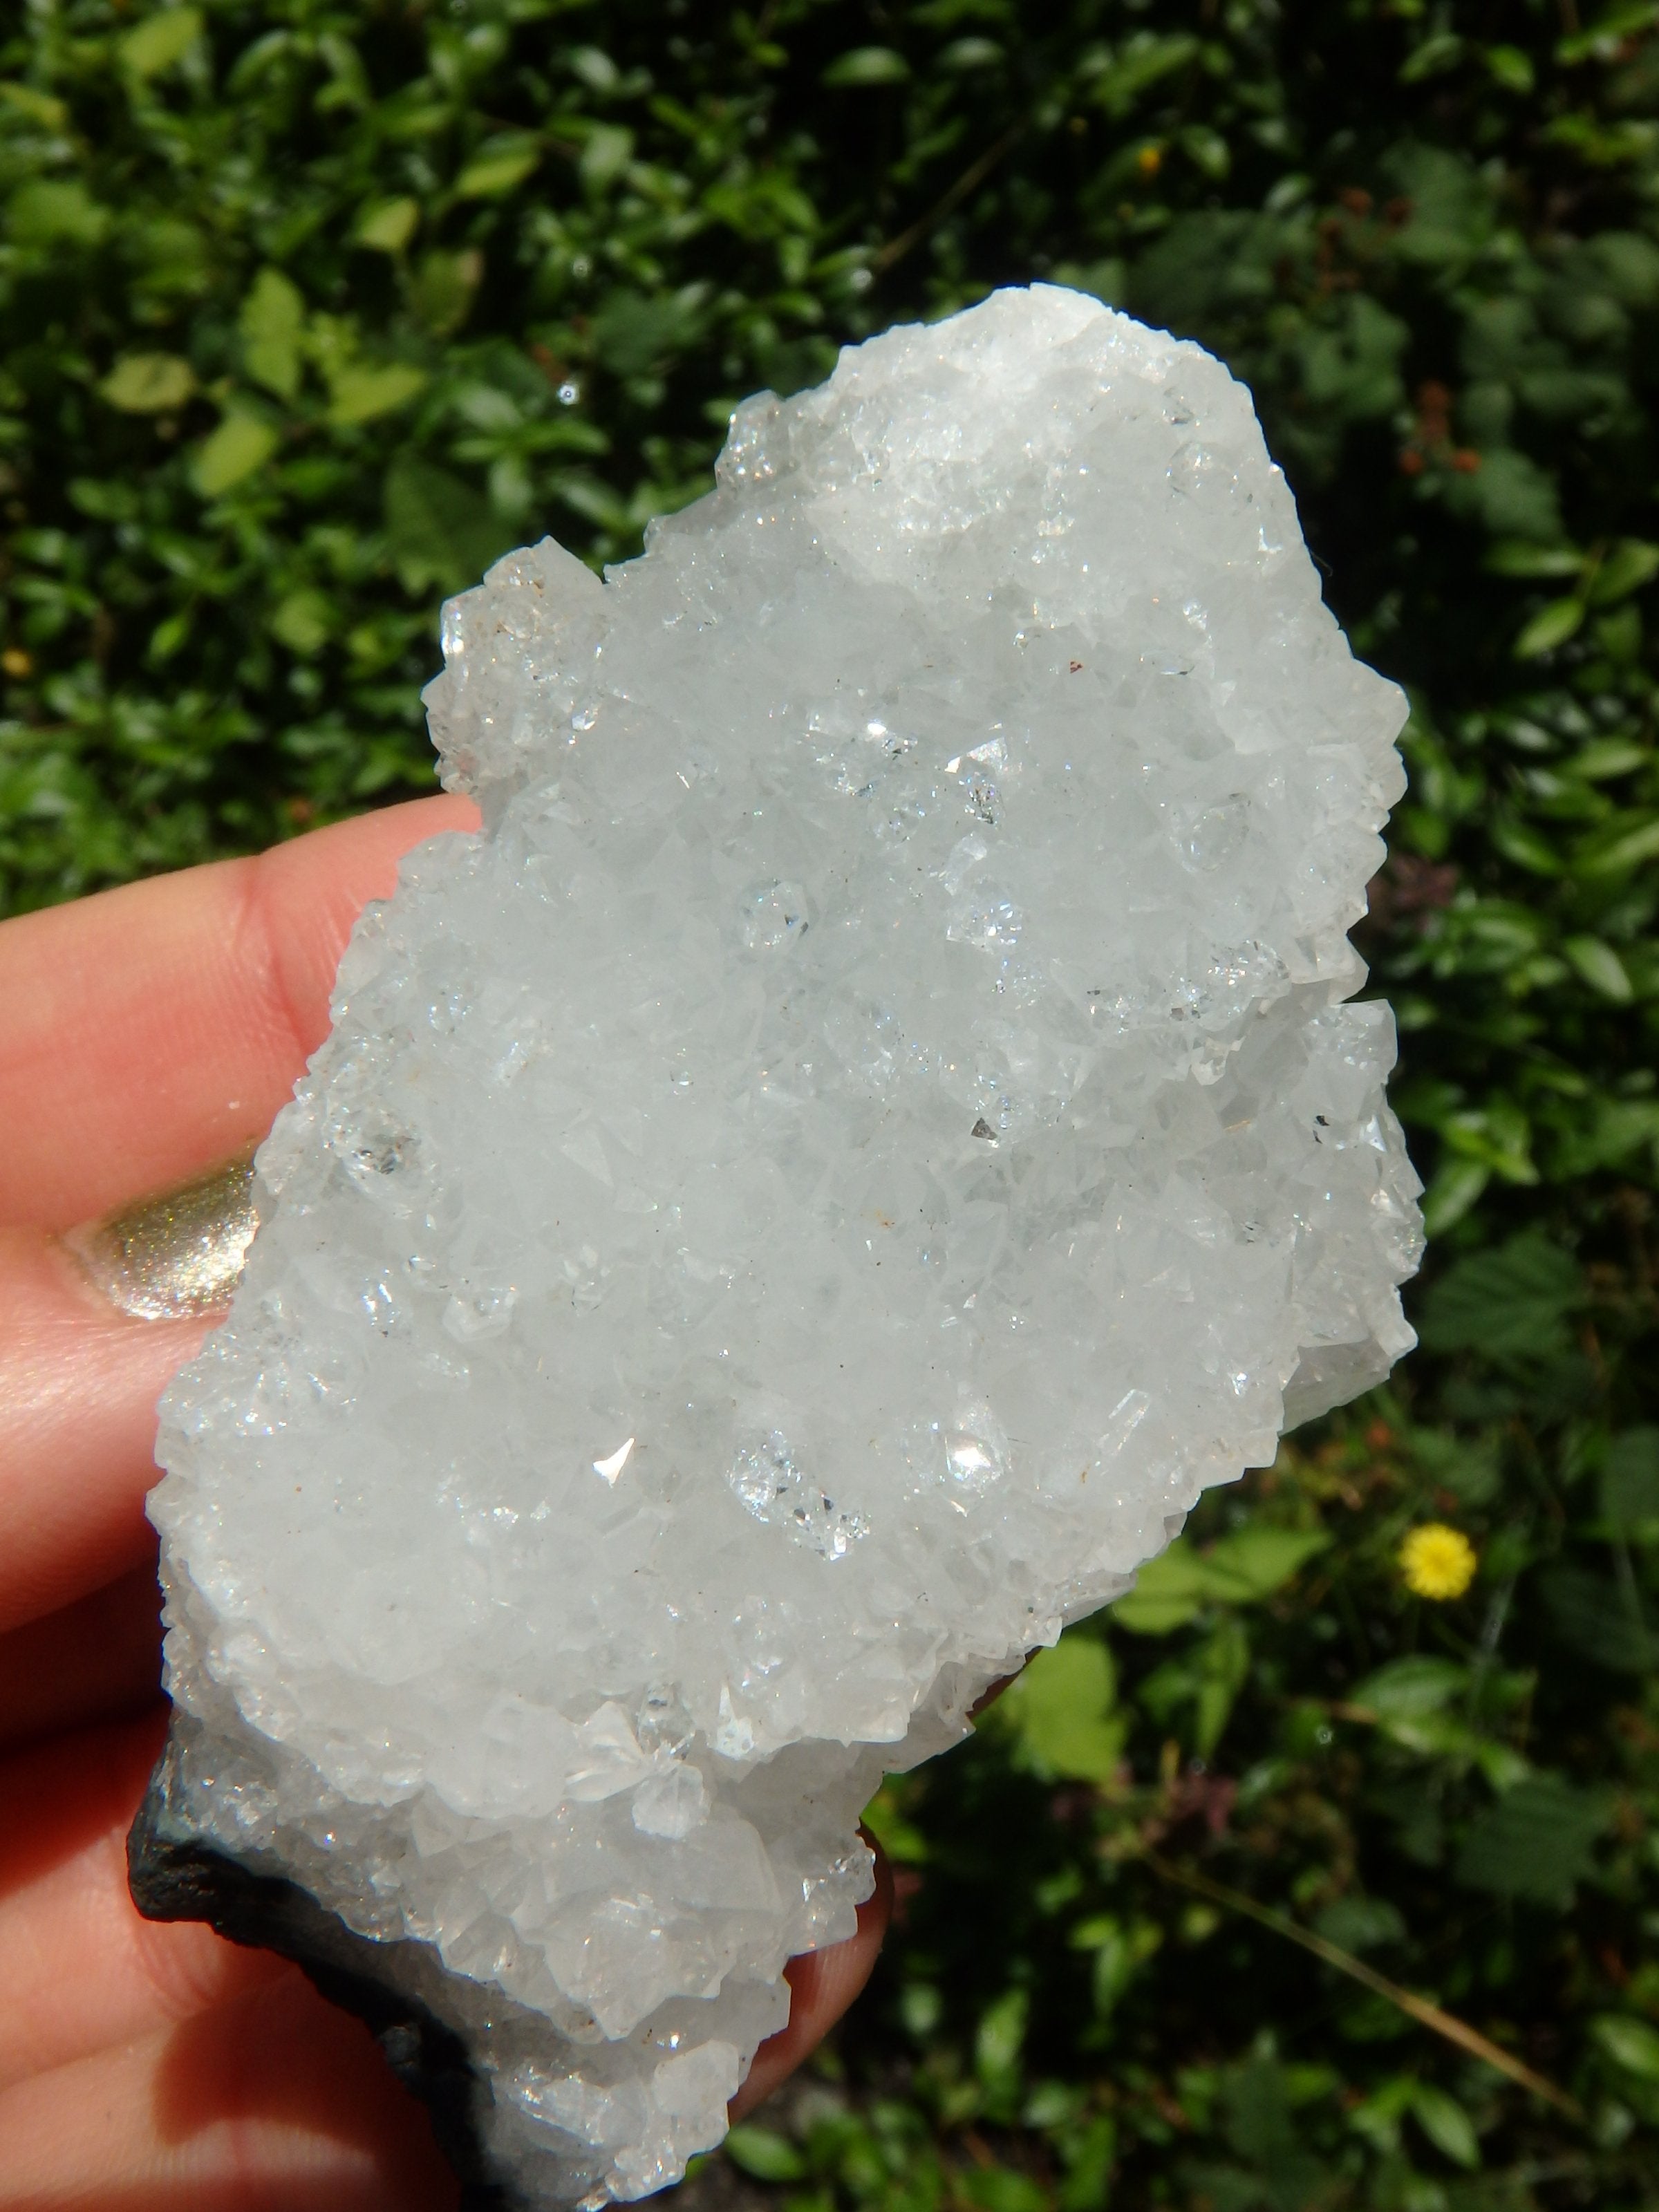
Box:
[140,286,1422,2209]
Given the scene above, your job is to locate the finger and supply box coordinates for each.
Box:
[0,794,478,1234]
[0,1229,205,1633]
[0,1709,882,2182]
[729,1839,893,2121]
[0,1972,458,2212]
[0,1564,162,1753]
[0,1715,286,2095]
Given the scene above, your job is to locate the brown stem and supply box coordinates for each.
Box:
[872,118,1029,276]
[1142,1850,1584,2119]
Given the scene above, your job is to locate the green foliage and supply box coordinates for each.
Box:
[6,2,1659,2208]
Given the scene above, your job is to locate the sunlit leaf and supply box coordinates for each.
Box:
[1411,2084,1480,2168]
[1588,538,1659,604]
[1593,2014,1659,2080]
[355,198,419,253]
[1196,1528,1331,1602]
[456,138,541,198]
[1577,816,1659,877]
[190,411,277,495]
[327,363,427,427]
[1111,1545,1212,1633]
[1514,596,1584,657]
[239,269,306,402]
[997,1637,1124,1781]
[1400,31,1465,81]
[722,2126,806,2182]
[1484,539,1582,578]
[1484,43,1535,93]
[122,8,203,79]
[100,353,196,413]
[1562,935,1634,1001]
[823,46,910,86]
[270,588,332,656]
[1351,1656,1465,1719]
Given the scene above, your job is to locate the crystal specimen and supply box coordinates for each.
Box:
[131,285,1423,2208]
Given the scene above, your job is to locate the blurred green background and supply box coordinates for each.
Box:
[4,1,1659,2206]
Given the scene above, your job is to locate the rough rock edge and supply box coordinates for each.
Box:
[128,1711,509,2209]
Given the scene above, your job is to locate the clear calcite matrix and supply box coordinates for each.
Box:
[139,286,1423,2207]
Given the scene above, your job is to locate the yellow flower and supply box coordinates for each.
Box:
[1399,1522,1477,1602]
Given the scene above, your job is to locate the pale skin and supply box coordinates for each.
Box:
[0,794,891,2210]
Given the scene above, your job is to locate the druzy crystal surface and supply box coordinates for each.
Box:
[140,286,1423,2207]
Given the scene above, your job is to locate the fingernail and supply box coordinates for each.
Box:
[62,1154,259,1320]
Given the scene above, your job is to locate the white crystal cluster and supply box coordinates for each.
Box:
[149,286,1422,2207]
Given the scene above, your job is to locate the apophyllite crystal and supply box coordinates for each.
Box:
[131,285,1423,2207]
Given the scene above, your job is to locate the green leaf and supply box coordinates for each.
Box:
[1540,1566,1656,1671]
[190,411,278,496]
[0,82,68,128]
[1557,2,1659,63]
[1193,1615,1250,1758]
[1566,738,1648,779]
[269,589,332,656]
[382,452,517,596]
[1114,1528,1329,1631]
[1490,816,1562,874]
[1454,1773,1614,1904]
[122,7,202,79]
[1593,2014,1659,2081]
[456,138,542,199]
[327,363,426,427]
[960,2171,1048,2212]
[1562,935,1634,1002]
[410,250,482,338]
[1514,597,1585,657]
[355,198,419,254]
[722,2127,807,2183]
[1313,1896,1406,1951]
[1400,31,1465,81]
[8,179,110,248]
[100,353,196,413]
[939,38,1004,71]
[590,290,700,377]
[1416,1230,1582,1360]
[1588,538,1659,604]
[1196,1528,1331,1602]
[823,46,910,87]
[1351,1656,1465,1720]
[1180,125,1230,181]
[997,1638,1124,1782]
[1421,1159,1488,1237]
[1577,816,1659,878]
[1603,1429,1659,1535]
[1411,2084,1481,2169]
[1112,1544,1212,1632]
[975,1987,1029,2093]
[1485,540,1583,578]
[860,1779,929,1864]
[239,270,306,402]
[1484,42,1535,93]
[579,126,634,191]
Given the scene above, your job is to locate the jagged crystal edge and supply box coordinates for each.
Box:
[140,285,1424,2210]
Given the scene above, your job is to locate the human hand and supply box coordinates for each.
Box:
[0,797,890,2209]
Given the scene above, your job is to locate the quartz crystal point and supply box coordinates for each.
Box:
[131,285,1423,2209]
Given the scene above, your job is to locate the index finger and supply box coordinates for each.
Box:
[0,796,478,1232]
